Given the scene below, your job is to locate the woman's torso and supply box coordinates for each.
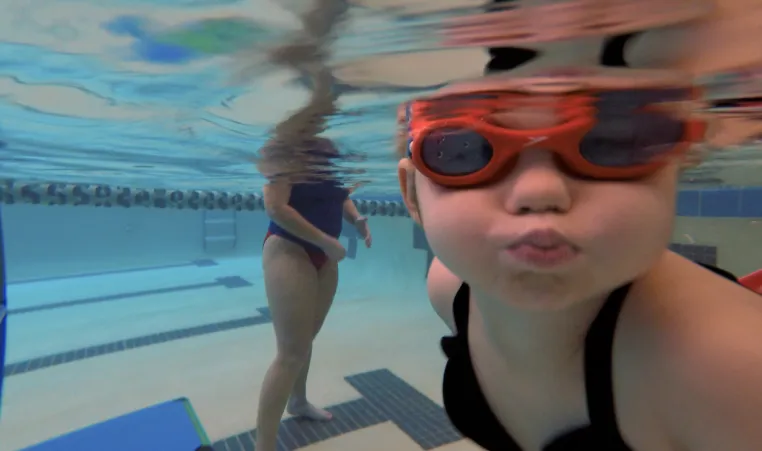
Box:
[267,177,348,252]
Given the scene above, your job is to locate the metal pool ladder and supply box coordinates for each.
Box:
[202,210,237,254]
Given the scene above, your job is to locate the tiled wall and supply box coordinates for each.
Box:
[1,180,758,275]
[668,243,718,266]
[412,224,434,278]
[366,187,762,218]
[673,188,762,275]
[677,188,762,217]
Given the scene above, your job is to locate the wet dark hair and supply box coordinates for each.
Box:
[485,0,641,73]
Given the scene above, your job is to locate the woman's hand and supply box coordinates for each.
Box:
[347,182,364,195]
[318,235,347,261]
[354,216,372,248]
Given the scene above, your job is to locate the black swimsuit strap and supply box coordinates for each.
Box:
[452,282,471,333]
[445,283,522,450]
[583,283,632,446]
[581,261,738,441]
[446,261,737,450]
[451,282,633,447]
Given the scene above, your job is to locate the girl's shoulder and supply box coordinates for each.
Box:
[616,256,762,448]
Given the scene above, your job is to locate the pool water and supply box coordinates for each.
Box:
[0,1,761,450]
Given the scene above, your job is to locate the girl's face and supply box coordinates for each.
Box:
[399,91,683,310]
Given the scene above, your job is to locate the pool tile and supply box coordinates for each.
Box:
[3,311,273,377]
[212,368,461,450]
[676,190,700,216]
[699,189,741,217]
[740,187,762,217]
[669,243,718,266]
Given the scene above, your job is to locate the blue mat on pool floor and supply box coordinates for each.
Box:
[22,398,212,451]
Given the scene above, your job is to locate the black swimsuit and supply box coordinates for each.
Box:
[440,264,739,451]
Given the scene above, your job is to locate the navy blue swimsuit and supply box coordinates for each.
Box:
[267,177,347,255]
[265,177,347,270]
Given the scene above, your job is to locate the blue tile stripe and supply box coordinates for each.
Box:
[678,187,762,217]
[7,276,251,315]
[3,307,273,378]
[8,259,218,286]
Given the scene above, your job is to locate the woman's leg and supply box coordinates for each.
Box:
[256,235,320,451]
[287,260,339,419]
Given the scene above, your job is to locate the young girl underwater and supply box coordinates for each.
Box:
[397,2,762,448]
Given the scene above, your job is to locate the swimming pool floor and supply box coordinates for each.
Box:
[0,257,479,451]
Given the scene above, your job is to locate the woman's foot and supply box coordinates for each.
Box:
[287,400,333,421]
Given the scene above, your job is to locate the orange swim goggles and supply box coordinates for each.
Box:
[403,88,707,188]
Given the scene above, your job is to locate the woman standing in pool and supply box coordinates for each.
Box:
[398,3,762,449]
[256,67,372,451]
[254,2,371,450]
